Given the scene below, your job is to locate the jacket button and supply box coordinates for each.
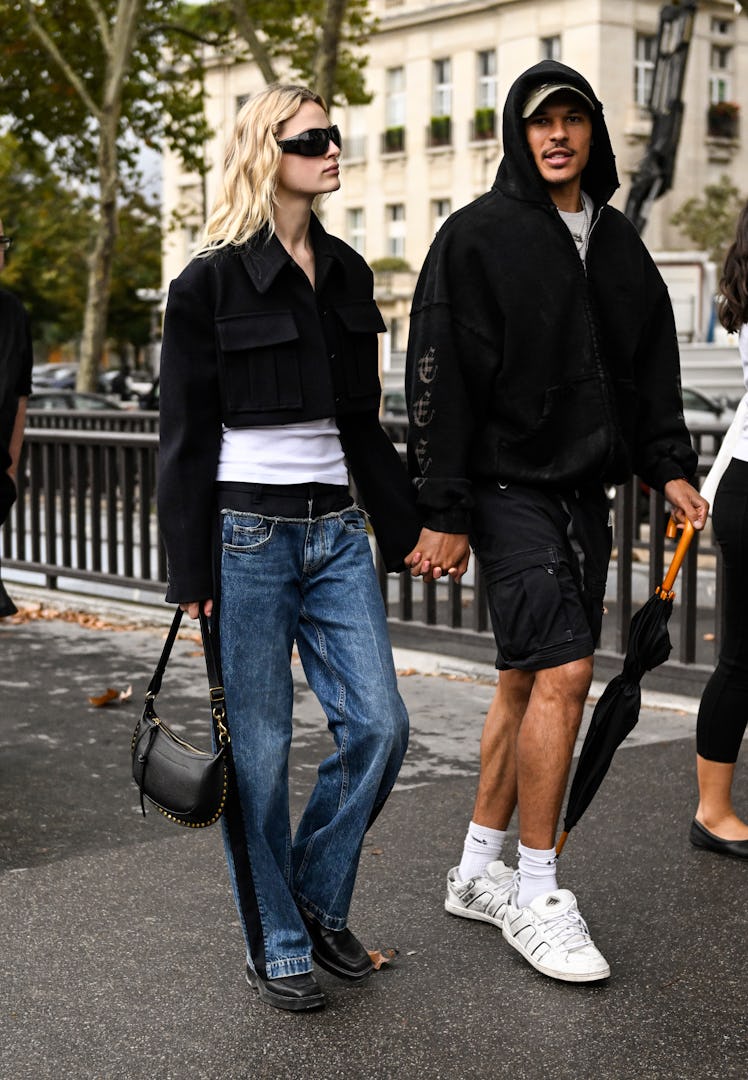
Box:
[329,352,336,359]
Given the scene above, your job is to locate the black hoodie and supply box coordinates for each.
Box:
[405,60,696,534]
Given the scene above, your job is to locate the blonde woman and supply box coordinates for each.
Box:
[157,86,417,1011]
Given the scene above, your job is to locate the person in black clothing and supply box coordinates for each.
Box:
[158,85,416,1013]
[0,218,33,615]
[405,61,708,982]
[691,203,748,861]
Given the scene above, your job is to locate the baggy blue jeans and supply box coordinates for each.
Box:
[218,503,409,979]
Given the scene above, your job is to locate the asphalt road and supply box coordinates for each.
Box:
[1,595,746,1080]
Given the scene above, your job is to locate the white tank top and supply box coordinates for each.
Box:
[216,417,349,485]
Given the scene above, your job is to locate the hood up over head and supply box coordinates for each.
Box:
[495,60,619,208]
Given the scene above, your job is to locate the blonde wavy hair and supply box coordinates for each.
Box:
[198,84,327,255]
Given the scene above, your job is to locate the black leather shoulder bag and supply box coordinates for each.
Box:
[131,607,230,828]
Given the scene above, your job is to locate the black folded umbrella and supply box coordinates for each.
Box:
[556,518,695,855]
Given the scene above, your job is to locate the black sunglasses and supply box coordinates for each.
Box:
[0,235,12,251]
[276,125,342,157]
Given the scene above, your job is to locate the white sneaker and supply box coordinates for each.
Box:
[444,860,515,927]
[502,889,611,983]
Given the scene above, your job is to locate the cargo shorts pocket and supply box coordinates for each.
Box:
[484,546,574,664]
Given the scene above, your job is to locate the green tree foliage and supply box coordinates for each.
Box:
[0,134,89,347]
[0,134,161,357]
[670,174,746,265]
[190,0,375,106]
[0,0,209,388]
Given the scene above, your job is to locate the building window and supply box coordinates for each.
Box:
[385,67,406,127]
[709,44,733,103]
[386,204,406,258]
[432,58,452,117]
[346,208,365,254]
[383,67,406,154]
[476,50,497,110]
[389,317,403,355]
[634,33,657,107]
[345,106,368,161]
[540,35,561,61]
[711,17,733,37]
[432,199,451,235]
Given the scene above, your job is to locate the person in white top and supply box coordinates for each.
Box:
[690,203,748,860]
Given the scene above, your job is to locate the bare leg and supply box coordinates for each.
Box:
[471,668,534,831]
[516,656,593,850]
[695,755,748,840]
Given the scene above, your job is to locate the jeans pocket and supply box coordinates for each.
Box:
[340,508,368,534]
[221,511,274,552]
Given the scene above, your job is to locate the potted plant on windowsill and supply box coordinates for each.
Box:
[473,107,496,140]
[383,126,405,153]
[707,101,739,139]
[429,115,451,147]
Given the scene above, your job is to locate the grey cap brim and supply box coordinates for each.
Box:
[522,83,596,119]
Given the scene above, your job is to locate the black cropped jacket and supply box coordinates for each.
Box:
[157,215,420,602]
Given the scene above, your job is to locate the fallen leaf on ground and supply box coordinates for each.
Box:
[396,668,417,676]
[88,684,133,707]
[367,947,399,969]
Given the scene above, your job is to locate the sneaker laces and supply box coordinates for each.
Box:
[541,906,594,953]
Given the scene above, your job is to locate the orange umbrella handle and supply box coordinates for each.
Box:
[660,518,695,596]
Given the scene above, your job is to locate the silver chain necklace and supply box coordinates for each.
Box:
[569,198,590,246]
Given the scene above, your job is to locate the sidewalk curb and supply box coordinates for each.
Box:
[4,582,702,715]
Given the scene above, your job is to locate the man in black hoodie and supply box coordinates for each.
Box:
[405,61,707,982]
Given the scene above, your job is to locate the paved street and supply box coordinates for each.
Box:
[1,588,746,1080]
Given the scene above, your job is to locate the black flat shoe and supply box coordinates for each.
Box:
[245,965,325,1011]
[690,819,748,860]
[300,910,374,982]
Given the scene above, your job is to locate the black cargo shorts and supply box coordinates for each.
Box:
[471,482,612,671]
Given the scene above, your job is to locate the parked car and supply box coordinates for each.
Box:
[31,363,80,390]
[682,386,734,428]
[28,390,126,411]
[32,363,156,402]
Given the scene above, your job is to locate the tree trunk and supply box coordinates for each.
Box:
[76,0,142,391]
[77,114,119,392]
[315,0,347,106]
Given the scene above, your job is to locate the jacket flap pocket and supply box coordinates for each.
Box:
[216,312,299,350]
[334,299,387,334]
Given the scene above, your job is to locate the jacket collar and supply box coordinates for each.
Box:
[238,212,340,295]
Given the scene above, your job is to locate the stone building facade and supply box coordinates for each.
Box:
[161,0,747,372]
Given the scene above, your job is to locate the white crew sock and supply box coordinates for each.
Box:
[516,842,559,907]
[456,821,507,882]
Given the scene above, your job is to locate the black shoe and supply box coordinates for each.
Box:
[690,818,748,860]
[245,965,325,1011]
[300,910,374,982]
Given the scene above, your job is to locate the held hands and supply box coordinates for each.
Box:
[663,478,709,531]
[404,528,471,583]
[180,599,213,619]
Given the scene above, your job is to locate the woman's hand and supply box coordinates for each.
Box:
[180,600,213,619]
[404,528,470,582]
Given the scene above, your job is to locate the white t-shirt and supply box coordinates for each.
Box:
[558,191,594,264]
[216,417,349,485]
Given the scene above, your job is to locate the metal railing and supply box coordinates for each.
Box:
[2,422,722,693]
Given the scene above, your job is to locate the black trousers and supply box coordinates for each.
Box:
[697,457,748,763]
